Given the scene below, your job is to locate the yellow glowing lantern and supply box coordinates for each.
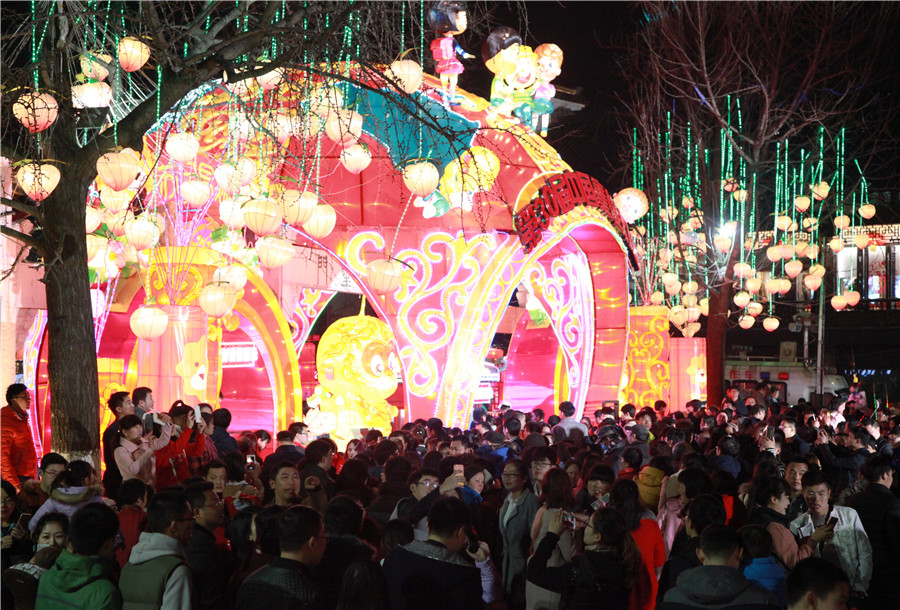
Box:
[166,133,200,163]
[71,81,112,108]
[794,196,811,212]
[661,272,678,286]
[124,215,161,250]
[811,181,830,200]
[733,291,751,308]
[613,188,650,224]
[96,149,143,191]
[765,246,781,263]
[16,163,60,201]
[785,259,803,278]
[325,109,364,146]
[681,196,694,209]
[780,278,794,294]
[402,161,440,198]
[739,315,755,329]
[684,307,701,323]
[256,67,285,91]
[858,203,876,220]
[844,290,861,307]
[281,190,317,226]
[180,180,211,208]
[809,264,826,277]
[86,234,106,260]
[834,215,850,230]
[747,301,764,317]
[242,197,282,236]
[732,189,748,203]
[831,295,847,311]
[803,275,822,292]
[130,306,169,340]
[713,236,732,253]
[795,242,810,258]
[366,258,406,295]
[387,59,424,94]
[218,196,248,229]
[13,91,58,133]
[85,206,103,233]
[99,187,132,213]
[682,294,699,308]
[733,262,753,278]
[107,209,133,237]
[198,283,238,319]
[803,217,819,232]
[117,37,150,72]
[340,144,372,174]
[682,280,699,294]
[808,245,820,259]
[853,234,871,249]
[212,265,248,291]
[255,235,294,268]
[765,278,780,295]
[80,52,112,80]
[699,298,709,317]
[763,317,780,332]
[302,204,337,239]
[746,277,762,294]
[649,291,665,306]
[664,281,682,296]
[668,306,686,327]
[775,215,792,231]
[828,236,844,253]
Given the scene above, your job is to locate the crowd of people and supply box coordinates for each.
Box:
[2,380,899,610]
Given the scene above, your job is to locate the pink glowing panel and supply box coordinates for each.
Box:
[669,338,707,409]
[503,310,560,412]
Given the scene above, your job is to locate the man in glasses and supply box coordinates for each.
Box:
[1,384,37,490]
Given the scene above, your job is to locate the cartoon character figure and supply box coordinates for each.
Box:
[507,46,539,124]
[481,26,522,115]
[533,43,563,136]
[413,146,500,218]
[305,312,401,446]
[427,1,474,108]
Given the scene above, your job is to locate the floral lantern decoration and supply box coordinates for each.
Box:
[16,163,60,201]
[130,306,169,340]
[165,133,200,163]
[387,59,424,94]
[124,215,161,250]
[255,236,294,268]
[117,37,150,72]
[198,283,238,319]
[97,149,143,191]
[302,204,337,239]
[280,190,317,226]
[242,197,282,236]
[402,162,439,198]
[13,91,58,133]
[340,144,372,174]
[366,258,406,295]
[613,188,650,224]
[72,81,112,108]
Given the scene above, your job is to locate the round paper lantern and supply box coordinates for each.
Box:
[794,196,811,212]
[16,163,60,201]
[387,60,424,94]
[844,290,861,307]
[13,91,58,133]
[124,215,161,250]
[778,278,793,294]
[661,272,678,286]
[828,237,844,253]
[746,301,763,317]
[71,81,112,108]
[699,297,710,317]
[340,144,372,174]
[255,236,294,268]
[302,204,336,239]
[86,234,106,260]
[649,291,665,306]
[664,281,682,296]
[858,203,876,219]
[853,234,871,249]
[198,283,238,319]
[779,243,795,260]
[746,277,762,294]
[738,315,755,329]
[280,190,317,226]
[613,188,650,223]
[834,215,850,230]
[117,37,150,72]
[107,209,133,237]
[96,149,143,191]
[242,197,282,236]
[763,317,780,332]
[308,84,345,116]
[682,280,699,294]
[180,180,211,208]
[775,215,792,231]
[214,160,257,195]
[682,323,701,338]
[366,258,406,294]
[218,197,248,229]
[166,133,200,163]
[765,278,780,295]
[733,262,753,278]
[722,177,740,192]
[713,236,732,253]
[732,189,748,203]
[794,242,810,258]
[807,244,820,259]
[682,294,699,308]
[803,275,822,292]
[212,265,248,291]
[765,246,781,263]
[681,196,694,209]
[668,306,686,327]
[831,295,847,311]
[99,187,132,213]
[80,52,112,80]
[733,291,751,308]
[290,113,322,140]
[85,206,103,233]
[90,288,106,319]
[402,161,440,198]
[684,307,701,323]
[256,67,284,91]
[266,113,294,144]
[130,306,169,340]
[233,114,254,142]
[811,181,830,200]
[785,259,803,278]
[809,264,826,277]
[325,109,364,146]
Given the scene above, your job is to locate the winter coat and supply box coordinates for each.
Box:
[28,486,105,532]
[845,482,900,578]
[185,524,231,610]
[742,556,787,607]
[630,518,666,610]
[114,426,172,488]
[791,505,872,592]
[119,531,193,610]
[498,488,539,605]
[35,550,121,610]
[636,466,665,511]
[1,406,37,489]
[235,556,320,610]
[367,480,410,528]
[383,539,488,610]
[660,565,780,610]
[657,496,685,556]
[749,506,815,570]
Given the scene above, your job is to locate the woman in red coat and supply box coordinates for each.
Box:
[1,385,37,490]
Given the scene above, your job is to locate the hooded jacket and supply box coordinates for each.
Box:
[28,485,106,532]
[119,532,193,610]
[660,565,780,609]
[1,406,37,489]
[35,549,121,610]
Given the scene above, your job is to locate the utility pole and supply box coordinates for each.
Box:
[816,273,825,399]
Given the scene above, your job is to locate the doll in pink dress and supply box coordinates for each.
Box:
[533,44,563,137]
[427,1,474,107]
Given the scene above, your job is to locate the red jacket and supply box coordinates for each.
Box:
[154,428,206,490]
[1,406,37,490]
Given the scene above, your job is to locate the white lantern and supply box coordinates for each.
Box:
[118,37,150,72]
[302,204,337,239]
[387,60,424,94]
[775,215,792,231]
[107,209,133,237]
[684,307,701,323]
[16,163,60,201]
[664,281,682,296]
[795,242,810,258]
[785,259,803,278]
[256,67,285,91]
[85,206,103,233]
[324,109,363,146]
[811,181,830,200]
[746,277,762,294]
[233,114,255,143]
[366,258,406,294]
[733,262,753,278]
[266,113,294,144]
[834,215,850,230]
[828,237,844,253]
[779,278,793,294]
[612,188,650,224]
[180,180,212,208]
[13,91,58,133]
[166,133,200,163]
[733,291,751,308]
[198,283,238,319]
[803,275,822,292]
[71,81,112,108]
[738,315,755,329]
[763,317,780,332]
[746,301,764,318]
[242,197,282,236]
[844,290,861,307]
[218,197,248,229]
[859,204,876,220]
[794,196,811,212]
[809,264,826,277]
[280,190,317,226]
[97,149,143,191]
[130,306,169,340]
[99,187,130,213]
[86,234,106,261]
[853,234,871,249]
[649,291,665,306]
[124,215,161,250]
[831,295,847,311]
[340,144,372,174]
[255,236,294,268]
[212,265,248,291]
[713,236,732,253]
[661,272,679,286]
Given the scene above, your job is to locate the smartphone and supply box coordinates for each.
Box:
[466,530,480,554]
[766,426,776,440]
[453,464,464,474]
[827,516,838,528]
[193,405,202,425]
[143,412,154,436]
[563,512,577,529]
[16,513,32,530]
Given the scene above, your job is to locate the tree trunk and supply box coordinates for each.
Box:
[705,283,731,408]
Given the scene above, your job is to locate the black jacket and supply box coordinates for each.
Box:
[235,556,321,610]
[262,445,304,469]
[185,524,232,610]
[846,483,900,576]
[816,444,868,494]
[314,534,375,610]
[660,565,781,610]
[383,540,483,610]
[367,481,410,528]
[658,536,701,602]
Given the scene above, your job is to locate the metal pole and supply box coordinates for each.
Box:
[816,274,825,398]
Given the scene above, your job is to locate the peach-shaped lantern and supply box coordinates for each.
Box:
[107,209,133,237]
[699,297,710,317]
[746,301,764,317]
[834,215,850,230]
[779,278,793,294]
[809,263,826,277]
[117,37,150,72]
[664,281,682,296]
[212,265,248,291]
[765,246,781,263]
[649,291,665,306]
[130,306,169,340]
[280,190,317,226]
[255,236,294,268]
[85,206,103,233]
[785,259,803,278]
[763,317,780,332]
[13,92,59,133]
[775,215,792,232]
[180,180,211,208]
[16,163,60,201]
[682,280,699,294]
[308,84,345,117]
[302,204,337,239]
[746,277,762,294]
[794,196,811,212]
[682,322,701,338]
[732,189,748,203]
[828,236,844,253]
[256,67,285,91]
[324,109,364,146]
[242,197,282,236]
[738,315,755,329]
[214,160,256,194]
[713,236,732,253]
[661,272,678,286]
[80,52,113,80]
[86,234,106,261]
[198,283,238,319]
[402,161,440,198]
[684,307,701,323]
[99,187,132,213]
[844,290,861,307]
[853,234,871,249]
[765,278,780,295]
[780,243,795,260]
[794,242,810,258]
[831,295,847,311]
[858,203,876,220]
[682,294,699,308]
[733,291,751,308]
[165,133,200,163]
[668,306,686,327]
[811,181,830,200]
[733,262,753,278]
[722,177,740,192]
[613,188,650,224]
[97,149,143,191]
[807,244,820,259]
[124,215,161,251]
[340,144,372,174]
[803,275,822,292]
[387,59,424,94]
[71,81,112,108]
[366,258,406,295]
[218,197,248,229]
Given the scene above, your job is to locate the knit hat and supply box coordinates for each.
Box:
[636,465,665,509]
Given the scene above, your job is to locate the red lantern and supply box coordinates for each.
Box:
[117,37,150,72]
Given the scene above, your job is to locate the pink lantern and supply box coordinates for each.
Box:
[266,113,294,144]
[302,204,337,239]
[107,209,133,237]
[99,187,132,213]
[834,215,850,230]
[803,275,822,292]
[180,180,212,208]
[853,234,871,249]
[664,281,682,296]
[16,163,60,201]
[256,67,285,91]
[831,295,847,311]
[118,37,151,72]
[811,181,830,200]
[794,196,811,212]
[280,190,317,226]
[0,157,11,199]
[255,236,294,268]
[713,236,732,253]
[859,203,876,220]
[738,315,755,329]
[340,144,372,174]
[649,291,664,306]
[684,307,701,323]
[130,306,169,340]
[828,236,844,253]
[784,259,803,278]
[682,294,699,308]
[844,290,861,307]
[763,317,780,332]
[746,302,764,318]
[165,133,200,163]
[733,291,751,308]
[198,283,238,319]
[402,162,440,198]
[699,297,710,316]
[80,52,113,80]
[775,215,792,231]
[366,259,406,294]
[71,81,112,108]
[809,263,826,277]
[732,262,753,278]
[214,160,256,195]
[387,60,424,94]
[85,206,103,233]
[96,149,143,191]
[745,277,762,294]
[12,91,59,133]
[124,215,161,250]
[243,198,282,236]
[324,109,363,146]
[612,188,650,224]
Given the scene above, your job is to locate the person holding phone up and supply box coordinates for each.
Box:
[114,413,174,489]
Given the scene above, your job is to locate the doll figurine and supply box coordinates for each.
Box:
[481,26,522,115]
[427,1,474,107]
[533,43,563,136]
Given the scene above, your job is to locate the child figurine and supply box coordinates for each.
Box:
[427,1,474,108]
[481,26,522,115]
[533,43,563,137]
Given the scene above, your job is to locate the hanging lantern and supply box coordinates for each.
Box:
[124,215,161,250]
[340,144,372,174]
[747,301,764,317]
[256,66,285,90]
[775,215,792,231]
[661,272,678,286]
[16,163,60,201]
[763,317,780,332]
[682,294,699,308]
[795,242,810,258]
[858,203,876,220]
[387,59,424,94]
[713,236,732,253]
[785,259,803,278]
[80,52,113,80]
[214,160,257,195]
[682,323,701,338]
[166,133,200,163]
[668,306,686,326]
[180,180,212,208]
[738,315,755,329]
[831,295,847,311]
[85,206,103,233]
[198,283,238,319]
[649,291,665,306]
[402,161,440,198]
[96,149,143,191]
[794,196,811,212]
[684,307,701,323]
[809,263,826,277]
[803,275,822,292]
[765,278,780,295]
[255,236,294,268]
[733,262,753,278]
[308,84,345,117]
[681,196,694,209]
[732,189,748,203]
[266,113,294,144]
[699,297,710,316]
[280,190,317,226]
[302,204,337,239]
[834,215,850,230]
[779,243,795,260]
[612,188,650,224]
[324,109,364,146]
[130,306,169,340]
[778,278,793,294]
[218,196,248,229]
[107,209,133,237]
[844,290,861,307]
[802,217,819,232]
[71,81,112,108]
[242,197,282,236]
[99,187,132,213]
[765,246,782,263]
[664,281,682,296]
[13,91,59,133]
[86,234,106,260]
[722,177,740,192]
[828,236,844,253]
[733,291,751,308]
[682,280,699,294]
[746,277,762,294]
[366,258,406,294]
[233,113,255,143]
[811,181,830,200]
[853,234,871,249]
[807,245,820,259]
[212,265,248,291]
[289,112,322,140]
[117,37,150,72]
[0,158,11,199]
